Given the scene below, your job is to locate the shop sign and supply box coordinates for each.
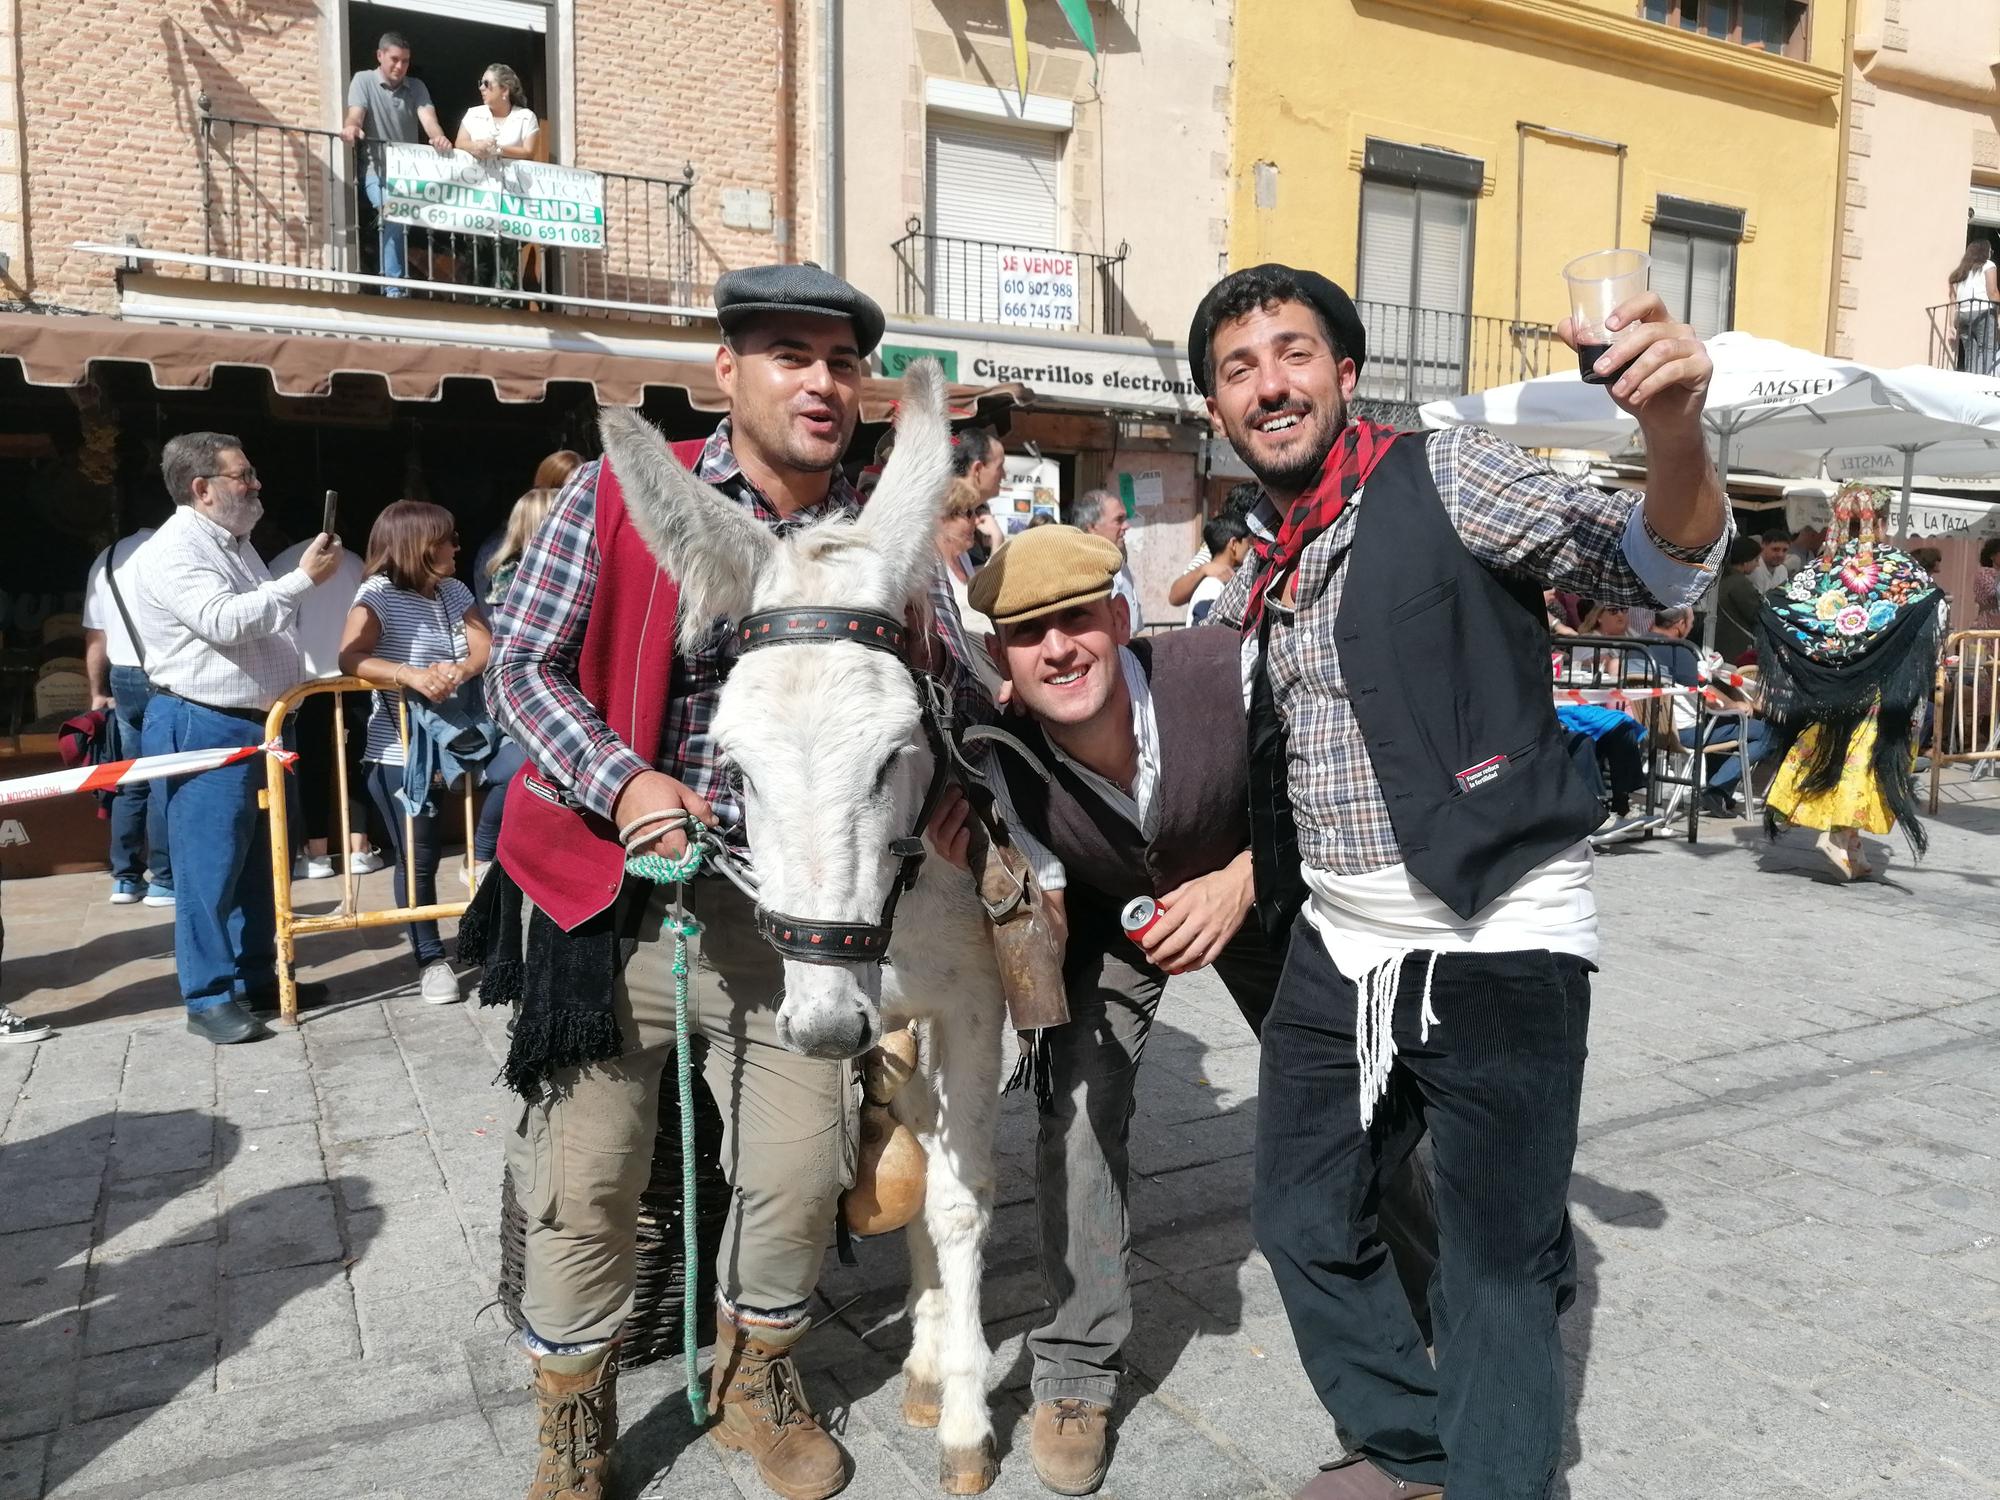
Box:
[881,329,1202,418]
[383,145,606,250]
[993,249,1080,330]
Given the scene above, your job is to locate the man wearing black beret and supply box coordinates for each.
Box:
[484,261,980,1500]
[1189,263,1729,1498]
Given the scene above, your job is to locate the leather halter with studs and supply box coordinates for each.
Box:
[734,605,949,966]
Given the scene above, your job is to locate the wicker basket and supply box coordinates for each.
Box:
[497,1045,731,1371]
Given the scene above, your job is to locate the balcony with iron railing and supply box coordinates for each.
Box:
[195,99,700,319]
[892,219,1128,336]
[1928,300,2000,374]
[1352,300,1565,407]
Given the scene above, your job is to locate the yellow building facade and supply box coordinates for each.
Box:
[1229,0,1851,404]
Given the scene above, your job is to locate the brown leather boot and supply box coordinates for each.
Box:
[1029,1398,1110,1495]
[708,1304,848,1500]
[525,1343,618,1500]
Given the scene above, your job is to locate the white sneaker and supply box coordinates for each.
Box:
[296,855,337,881]
[0,1007,53,1044]
[349,848,388,875]
[418,960,462,1005]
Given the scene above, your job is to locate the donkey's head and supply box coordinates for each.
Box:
[611,360,957,1060]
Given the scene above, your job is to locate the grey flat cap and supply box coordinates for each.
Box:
[714,262,885,356]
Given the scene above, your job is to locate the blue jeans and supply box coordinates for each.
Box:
[1681,716,1773,795]
[108,665,170,888]
[366,762,444,967]
[142,695,276,1014]
[475,738,527,862]
[363,171,408,294]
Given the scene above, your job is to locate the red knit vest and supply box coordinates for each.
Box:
[495,441,700,931]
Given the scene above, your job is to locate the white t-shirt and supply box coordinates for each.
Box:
[1188,574,1227,623]
[81,529,156,669]
[272,540,365,680]
[460,104,539,153]
[353,575,477,765]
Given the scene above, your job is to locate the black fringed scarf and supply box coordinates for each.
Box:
[1755,581,1942,858]
[457,862,626,1098]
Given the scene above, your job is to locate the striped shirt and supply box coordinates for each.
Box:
[354,576,476,765]
[1216,424,1729,876]
[488,419,987,831]
[131,506,311,711]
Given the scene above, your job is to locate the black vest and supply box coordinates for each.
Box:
[1249,433,1601,925]
[992,627,1248,917]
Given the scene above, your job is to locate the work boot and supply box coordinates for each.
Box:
[1029,1398,1110,1495]
[525,1342,618,1500]
[708,1302,847,1500]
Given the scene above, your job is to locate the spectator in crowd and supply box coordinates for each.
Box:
[337,501,491,1005]
[1950,239,2000,375]
[135,433,344,1045]
[937,477,1003,699]
[1975,537,2000,630]
[1713,535,1767,663]
[1063,487,1139,625]
[454,64,540,295]
[1167,482,1266,615]
[1544,588,1577,637]
[1568,599,1635,678]
[271,530,380,884]
[1750,528,1798,593]
[340,32,452,296]
[82,501,172,907]
[1189,515,1251,623]
[484,486,558,615]
[1787,524,1826,574]
[1646,605,1772,817]
[952,425,1008,565]
[945,526,1435,1495]
[473,450,581,599]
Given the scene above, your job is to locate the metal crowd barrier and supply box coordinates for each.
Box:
[261,677,476,1024]
[1555,633,1736,845]
[1929,629,2000,812]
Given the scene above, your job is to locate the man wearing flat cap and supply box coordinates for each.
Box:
[1186,262,1729,1498]
[923,525,1437,1497]
[483,262,967,1500]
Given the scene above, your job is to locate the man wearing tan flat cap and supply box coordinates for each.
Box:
[925,525,1437,1497]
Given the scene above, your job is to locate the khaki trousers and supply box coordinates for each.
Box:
[506,878,858,1347]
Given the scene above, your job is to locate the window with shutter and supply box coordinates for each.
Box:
[1649,225,1738,339]
[924,119,1062,325]
[1357,174,1472,404]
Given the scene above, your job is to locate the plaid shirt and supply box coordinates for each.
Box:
[489,418,984,830]
[1217,425,1729,876]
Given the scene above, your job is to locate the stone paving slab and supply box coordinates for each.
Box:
[1,775,1998,1497]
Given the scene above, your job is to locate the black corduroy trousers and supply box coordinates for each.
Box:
[1252,917,1592,1498]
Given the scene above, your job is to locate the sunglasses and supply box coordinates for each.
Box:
[478,78,498,89]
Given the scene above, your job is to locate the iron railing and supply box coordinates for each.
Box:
[1928,299,2000,374]
[196,100,698,314]
[892,220,1128,335]
[1354,301,1564,405]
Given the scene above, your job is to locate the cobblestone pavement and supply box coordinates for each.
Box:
[2,773,1997,1499]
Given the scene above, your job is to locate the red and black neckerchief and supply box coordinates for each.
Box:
[1240,418,1401,635]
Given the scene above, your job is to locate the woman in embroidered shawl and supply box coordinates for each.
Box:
[1758,484,1943,880]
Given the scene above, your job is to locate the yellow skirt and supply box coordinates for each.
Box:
[1766,712,1896,835]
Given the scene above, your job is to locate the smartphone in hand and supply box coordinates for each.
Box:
[321,489,339,542]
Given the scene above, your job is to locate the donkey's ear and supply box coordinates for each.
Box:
[858,359,954,603]
[601,408,775,651]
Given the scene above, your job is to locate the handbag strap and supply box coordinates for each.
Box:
[104,538,148,676]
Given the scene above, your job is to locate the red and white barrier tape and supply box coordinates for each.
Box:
[0,740,296,810]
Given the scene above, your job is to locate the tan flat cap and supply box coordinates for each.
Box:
[967,525,1126,626]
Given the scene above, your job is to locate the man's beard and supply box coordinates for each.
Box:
[1231,396,1345,497]
[213,493,264,538]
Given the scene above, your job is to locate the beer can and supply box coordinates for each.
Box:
[1121,895,1161,944]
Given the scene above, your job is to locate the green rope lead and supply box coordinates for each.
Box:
[624,844,711,1424]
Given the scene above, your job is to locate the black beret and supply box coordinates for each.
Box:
[1186,264,1368,395]
[714,262,886,356]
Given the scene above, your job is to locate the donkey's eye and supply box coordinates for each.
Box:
[870,750,904,794]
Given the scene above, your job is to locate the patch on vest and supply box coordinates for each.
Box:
[1452,755,1511,794]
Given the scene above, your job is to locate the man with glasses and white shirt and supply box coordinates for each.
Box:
[134,433,344,1044]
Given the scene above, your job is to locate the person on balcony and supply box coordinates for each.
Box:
[1949,240,2000,375]
[455,64,541,296]
[341,30,452,298]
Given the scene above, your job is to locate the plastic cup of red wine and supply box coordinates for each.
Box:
[1562,249,1651,385]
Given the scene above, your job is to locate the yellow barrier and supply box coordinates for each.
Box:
[1929,630,2000,814]
[261,677,477,1024]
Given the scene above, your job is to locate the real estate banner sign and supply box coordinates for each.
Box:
[381,145,605,250]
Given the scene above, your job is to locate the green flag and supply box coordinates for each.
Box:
[1053,0,1098,62]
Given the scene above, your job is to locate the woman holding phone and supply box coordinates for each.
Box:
[338,501,491,1004]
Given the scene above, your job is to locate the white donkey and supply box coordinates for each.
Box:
[606,360,1010,1494]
